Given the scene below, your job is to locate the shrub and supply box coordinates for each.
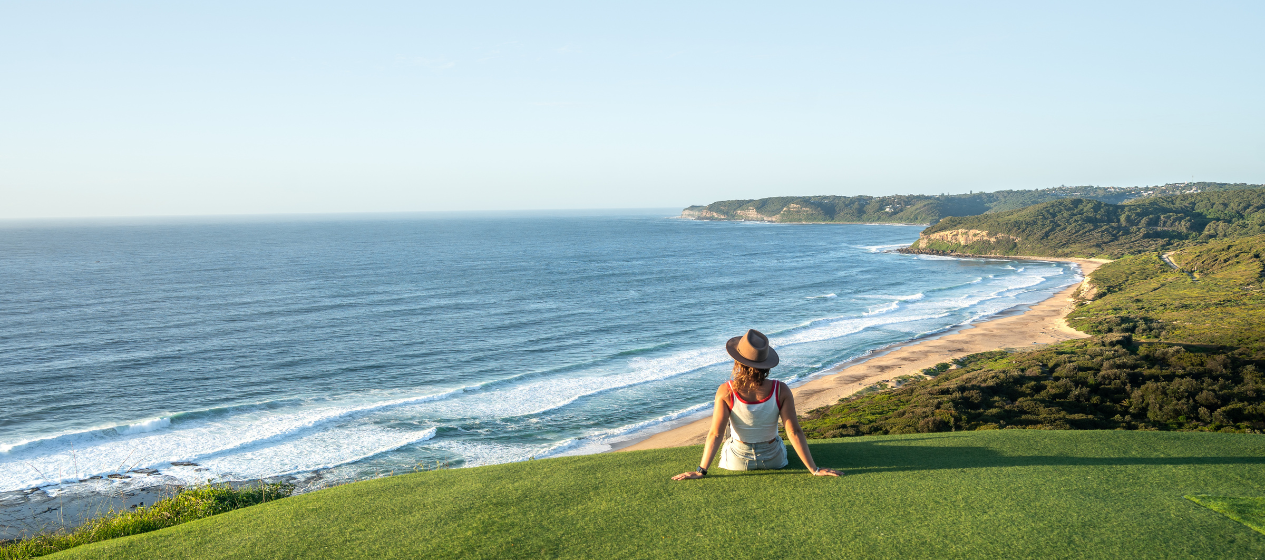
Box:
[0,482,293,559]
[800,336,1265,438]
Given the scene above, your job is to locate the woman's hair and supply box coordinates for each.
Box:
[732,361,770,392]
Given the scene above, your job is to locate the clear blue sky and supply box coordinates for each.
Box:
[2,1,1262,218]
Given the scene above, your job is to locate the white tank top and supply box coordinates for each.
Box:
[727,380,782,443]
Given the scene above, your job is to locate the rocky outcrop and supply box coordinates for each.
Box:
[917,229,1020,249]
[1071,280,1099,304]
[733,208,777,221]
[680,207,729,220]
[897,248,960,256]
[772,203,830,222]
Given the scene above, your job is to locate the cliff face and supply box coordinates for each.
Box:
[732,208,777,221]
[680,206,728,220]
[917,229,1021,249]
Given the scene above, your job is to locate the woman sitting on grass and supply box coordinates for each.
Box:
[673,329,841,480]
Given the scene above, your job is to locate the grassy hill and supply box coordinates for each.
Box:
[681,183,1264,225]
[1067,235,1265,348]
[906,189,1265,258]
[40,431,1265,559]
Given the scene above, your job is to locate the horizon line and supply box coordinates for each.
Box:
[0,206,688,225]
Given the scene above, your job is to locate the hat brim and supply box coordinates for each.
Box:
[725,336,779,369]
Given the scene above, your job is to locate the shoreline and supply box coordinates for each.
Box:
[614,256,1107,452]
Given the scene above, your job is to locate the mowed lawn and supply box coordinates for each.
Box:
[52,430,1265,559]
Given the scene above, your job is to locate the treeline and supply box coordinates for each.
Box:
[799,334,1265,438]
[1042,182,1262,204]
[681,183,1263,225]
[906,189,1265,258]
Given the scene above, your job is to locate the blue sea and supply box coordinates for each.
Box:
[0,211,1080,495]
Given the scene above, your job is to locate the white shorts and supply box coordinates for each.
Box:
[719,436,789,471]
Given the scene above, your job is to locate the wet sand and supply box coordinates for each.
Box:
[617,257,1107,452]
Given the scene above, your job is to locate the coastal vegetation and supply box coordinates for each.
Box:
[0,483,291,560]
[905,189,1265,258]
[801,232,1265,440]
[34,431,1265,558]
[798,334,1265,438]
[1067,235,1265,348]
[681,182,1263,224]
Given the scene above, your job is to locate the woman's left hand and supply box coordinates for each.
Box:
[671,471,704,480]
[812,468,842,477]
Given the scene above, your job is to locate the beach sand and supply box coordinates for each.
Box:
[618,257,1107,452]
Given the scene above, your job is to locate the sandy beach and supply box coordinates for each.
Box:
[618,256,1107,452]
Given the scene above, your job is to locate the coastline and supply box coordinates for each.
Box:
[676,218,931,226]
[615,256,1107,452]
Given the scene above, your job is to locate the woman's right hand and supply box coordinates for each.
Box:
[671,471,704,480]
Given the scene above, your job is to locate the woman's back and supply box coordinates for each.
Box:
[726,379,781,443]
[671,328,840,480]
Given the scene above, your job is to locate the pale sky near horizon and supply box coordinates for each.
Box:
[2,1,1263,219]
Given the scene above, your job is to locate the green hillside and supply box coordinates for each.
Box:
[905,189,1265,258]
[1067,235,1265,348]
[803,235,1265,441]
[681,183,1264,224]
[41,431,1265,559]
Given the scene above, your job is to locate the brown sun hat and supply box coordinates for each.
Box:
[725,329,779,369]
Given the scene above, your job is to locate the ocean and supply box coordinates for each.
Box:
[0,211,1079,498]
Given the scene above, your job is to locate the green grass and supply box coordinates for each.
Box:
[44,431,1265,559]
[1,483,291,560]
[1187,495,1265,535]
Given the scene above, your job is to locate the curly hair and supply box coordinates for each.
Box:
[732,361,771,392]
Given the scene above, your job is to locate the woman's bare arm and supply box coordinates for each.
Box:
[671,384,731,480]
[779,382,841,477]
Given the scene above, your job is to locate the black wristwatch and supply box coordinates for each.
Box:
[696,466,707,476]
